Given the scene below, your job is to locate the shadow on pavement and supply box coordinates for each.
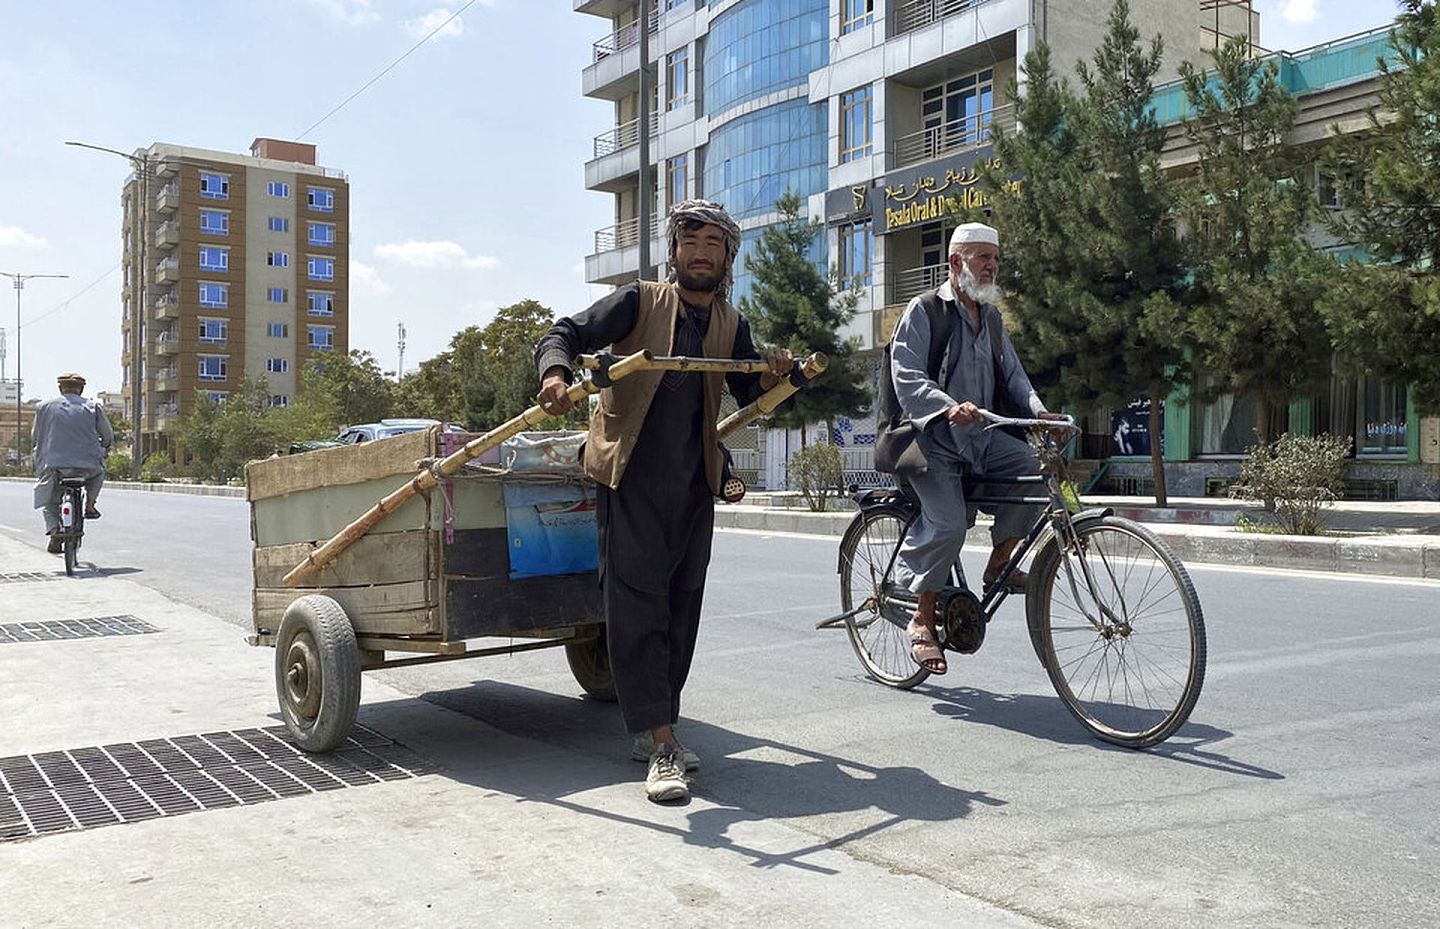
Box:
[414,679,1004,874]
[923,684,1284,780]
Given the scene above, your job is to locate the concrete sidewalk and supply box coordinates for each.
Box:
[0,535,1045,929]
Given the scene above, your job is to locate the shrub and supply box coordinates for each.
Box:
[788,442,844,513]
[105,452,133,482]
[1229,433,1351,535]
[139,451,174,484]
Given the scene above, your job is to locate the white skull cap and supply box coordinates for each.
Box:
[950,222,999,248]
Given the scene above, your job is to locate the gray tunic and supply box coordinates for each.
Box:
[33,393,113,473]
[890,279,1045,469]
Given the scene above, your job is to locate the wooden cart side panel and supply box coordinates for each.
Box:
[444,575,603,639]
[253,581,441,636]
[251,476,508,547]
[245,427,438,502]
[252,530,434,588]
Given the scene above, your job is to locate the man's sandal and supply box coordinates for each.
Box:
[907,620,948,675]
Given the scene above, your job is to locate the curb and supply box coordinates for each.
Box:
[713,505,1440,581]
[0,475,246,498]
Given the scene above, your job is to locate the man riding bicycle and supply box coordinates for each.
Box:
[32,372,112,554]
[887,222,1065,675]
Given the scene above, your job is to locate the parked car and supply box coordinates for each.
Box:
[335,418,442,444]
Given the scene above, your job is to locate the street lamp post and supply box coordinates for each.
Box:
[0,272,69,469]
[66,140,151,474]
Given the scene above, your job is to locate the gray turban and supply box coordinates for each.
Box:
[666,199,743,301]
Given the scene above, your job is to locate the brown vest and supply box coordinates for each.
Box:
[583,281,740,494]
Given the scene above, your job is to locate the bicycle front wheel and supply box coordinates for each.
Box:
[1028,516,1205,748]
[838,504,929,689]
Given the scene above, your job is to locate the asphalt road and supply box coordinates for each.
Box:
[0,482,1435,929]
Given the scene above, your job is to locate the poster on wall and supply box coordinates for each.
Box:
[1111,398,1163,457]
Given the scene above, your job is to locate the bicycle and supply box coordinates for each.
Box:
[822,410,1206,748]
[55,476,89,577]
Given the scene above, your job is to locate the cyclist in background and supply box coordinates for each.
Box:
[32,372,112,554]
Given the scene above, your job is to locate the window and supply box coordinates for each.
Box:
[308,325,335,350]
[198,246,229,271]
[308,256,335,281]
[922,68,995,152]
[841,0,874,33]
[1317,167,1362,211]
[667,154,688,207]
[666,47,689,110]
[199,172,230,200]
[267,216,290,233]
[840,85,873,162]
[265,358,289,374]
[307,291,334,316]
[199,209,229,235]
[207,391,228,404]
[269,395,290,408]
[308,221,335,246]
[267,287,289,303]
[198,281,229,308]
[197,355,228,381]
[307,187,335,212]
[198,318,228,344]
[267,181,290,198]
[838,220,873,287]
[268,322,289,338]
[267,251,290,268]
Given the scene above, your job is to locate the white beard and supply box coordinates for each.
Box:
[957,265,1004,305]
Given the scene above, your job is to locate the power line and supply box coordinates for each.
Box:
[297,0,483,140]
[23,263,121,327]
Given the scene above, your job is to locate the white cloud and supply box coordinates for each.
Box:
[0,224,47,249]
[404,8,465,40]
[373,239,500,270]
[351,260,392,295]
[307,0,381,25]
[1282,0,1317,24]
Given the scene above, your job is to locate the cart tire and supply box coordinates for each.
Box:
[565,626,617,702]
[275,595,361,752]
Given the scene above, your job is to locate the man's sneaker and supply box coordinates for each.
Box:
[632,732,700,771]
[645,746,690,803]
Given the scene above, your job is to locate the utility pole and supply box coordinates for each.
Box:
[0,272,69,468]
[637,1,653,282]
[1,328,7,383]
[396,322,406,383]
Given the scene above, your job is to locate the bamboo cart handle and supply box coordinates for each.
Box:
[281,348,827,588]
[579,354,779,375]
[718,352,827,440]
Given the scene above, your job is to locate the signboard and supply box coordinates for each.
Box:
[823,146,1022,234]
[1110,398,1163,457]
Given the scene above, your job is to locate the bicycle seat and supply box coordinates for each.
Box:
[58,477,89,488]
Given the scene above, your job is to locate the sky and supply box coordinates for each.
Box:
[0,0,1404,400]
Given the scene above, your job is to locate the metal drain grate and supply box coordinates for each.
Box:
[0,725,430,842]
[0,572,63,584]
[0,616,157,644]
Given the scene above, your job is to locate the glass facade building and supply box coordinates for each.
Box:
[703,0,828,116]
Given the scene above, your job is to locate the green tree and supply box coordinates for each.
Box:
[1177,35,1334,444]
[177,378,280,483]
[981,1,1190,503]
[1323,1,1440,411]
[295,349,395,432]
[456,300,560,431]
[738,190,870,443]
[394,340,467,423]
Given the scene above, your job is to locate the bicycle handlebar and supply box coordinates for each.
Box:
[977,409,1077,432]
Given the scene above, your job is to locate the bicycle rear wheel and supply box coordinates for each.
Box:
[62,488,82,577]
[838,504,929,689]
[1028,516,1205,748]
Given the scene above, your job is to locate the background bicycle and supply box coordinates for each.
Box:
[825,412,1206,748]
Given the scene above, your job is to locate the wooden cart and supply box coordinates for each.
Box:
[245,426,612,752]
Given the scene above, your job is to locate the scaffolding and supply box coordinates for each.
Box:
[1200,0,1264,56]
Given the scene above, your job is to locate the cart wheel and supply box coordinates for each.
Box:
[275,595,361,752]
[565,626,617,702]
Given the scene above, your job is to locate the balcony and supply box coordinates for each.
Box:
[587,213,665,285]
[890,262,948,307]
[586,113,659,189]
[154,291,180,320]
[155,157,179,178]
[153,369,180,393]
[155,221,180,250]
[583,11,658,100]
[155,332,180,356]
[593,213,665,253]
[893,103,1015,169]
[891,0,995,37]
[155,257,179,284]
[156,183,180,213]
[154,404,180,430]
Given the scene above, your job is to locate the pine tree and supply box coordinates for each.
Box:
[456,299,558,431]
[981,1,1189,503]
[1178,35,1333,444]
[1323,1,1440,412]
[738,191,870,442]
